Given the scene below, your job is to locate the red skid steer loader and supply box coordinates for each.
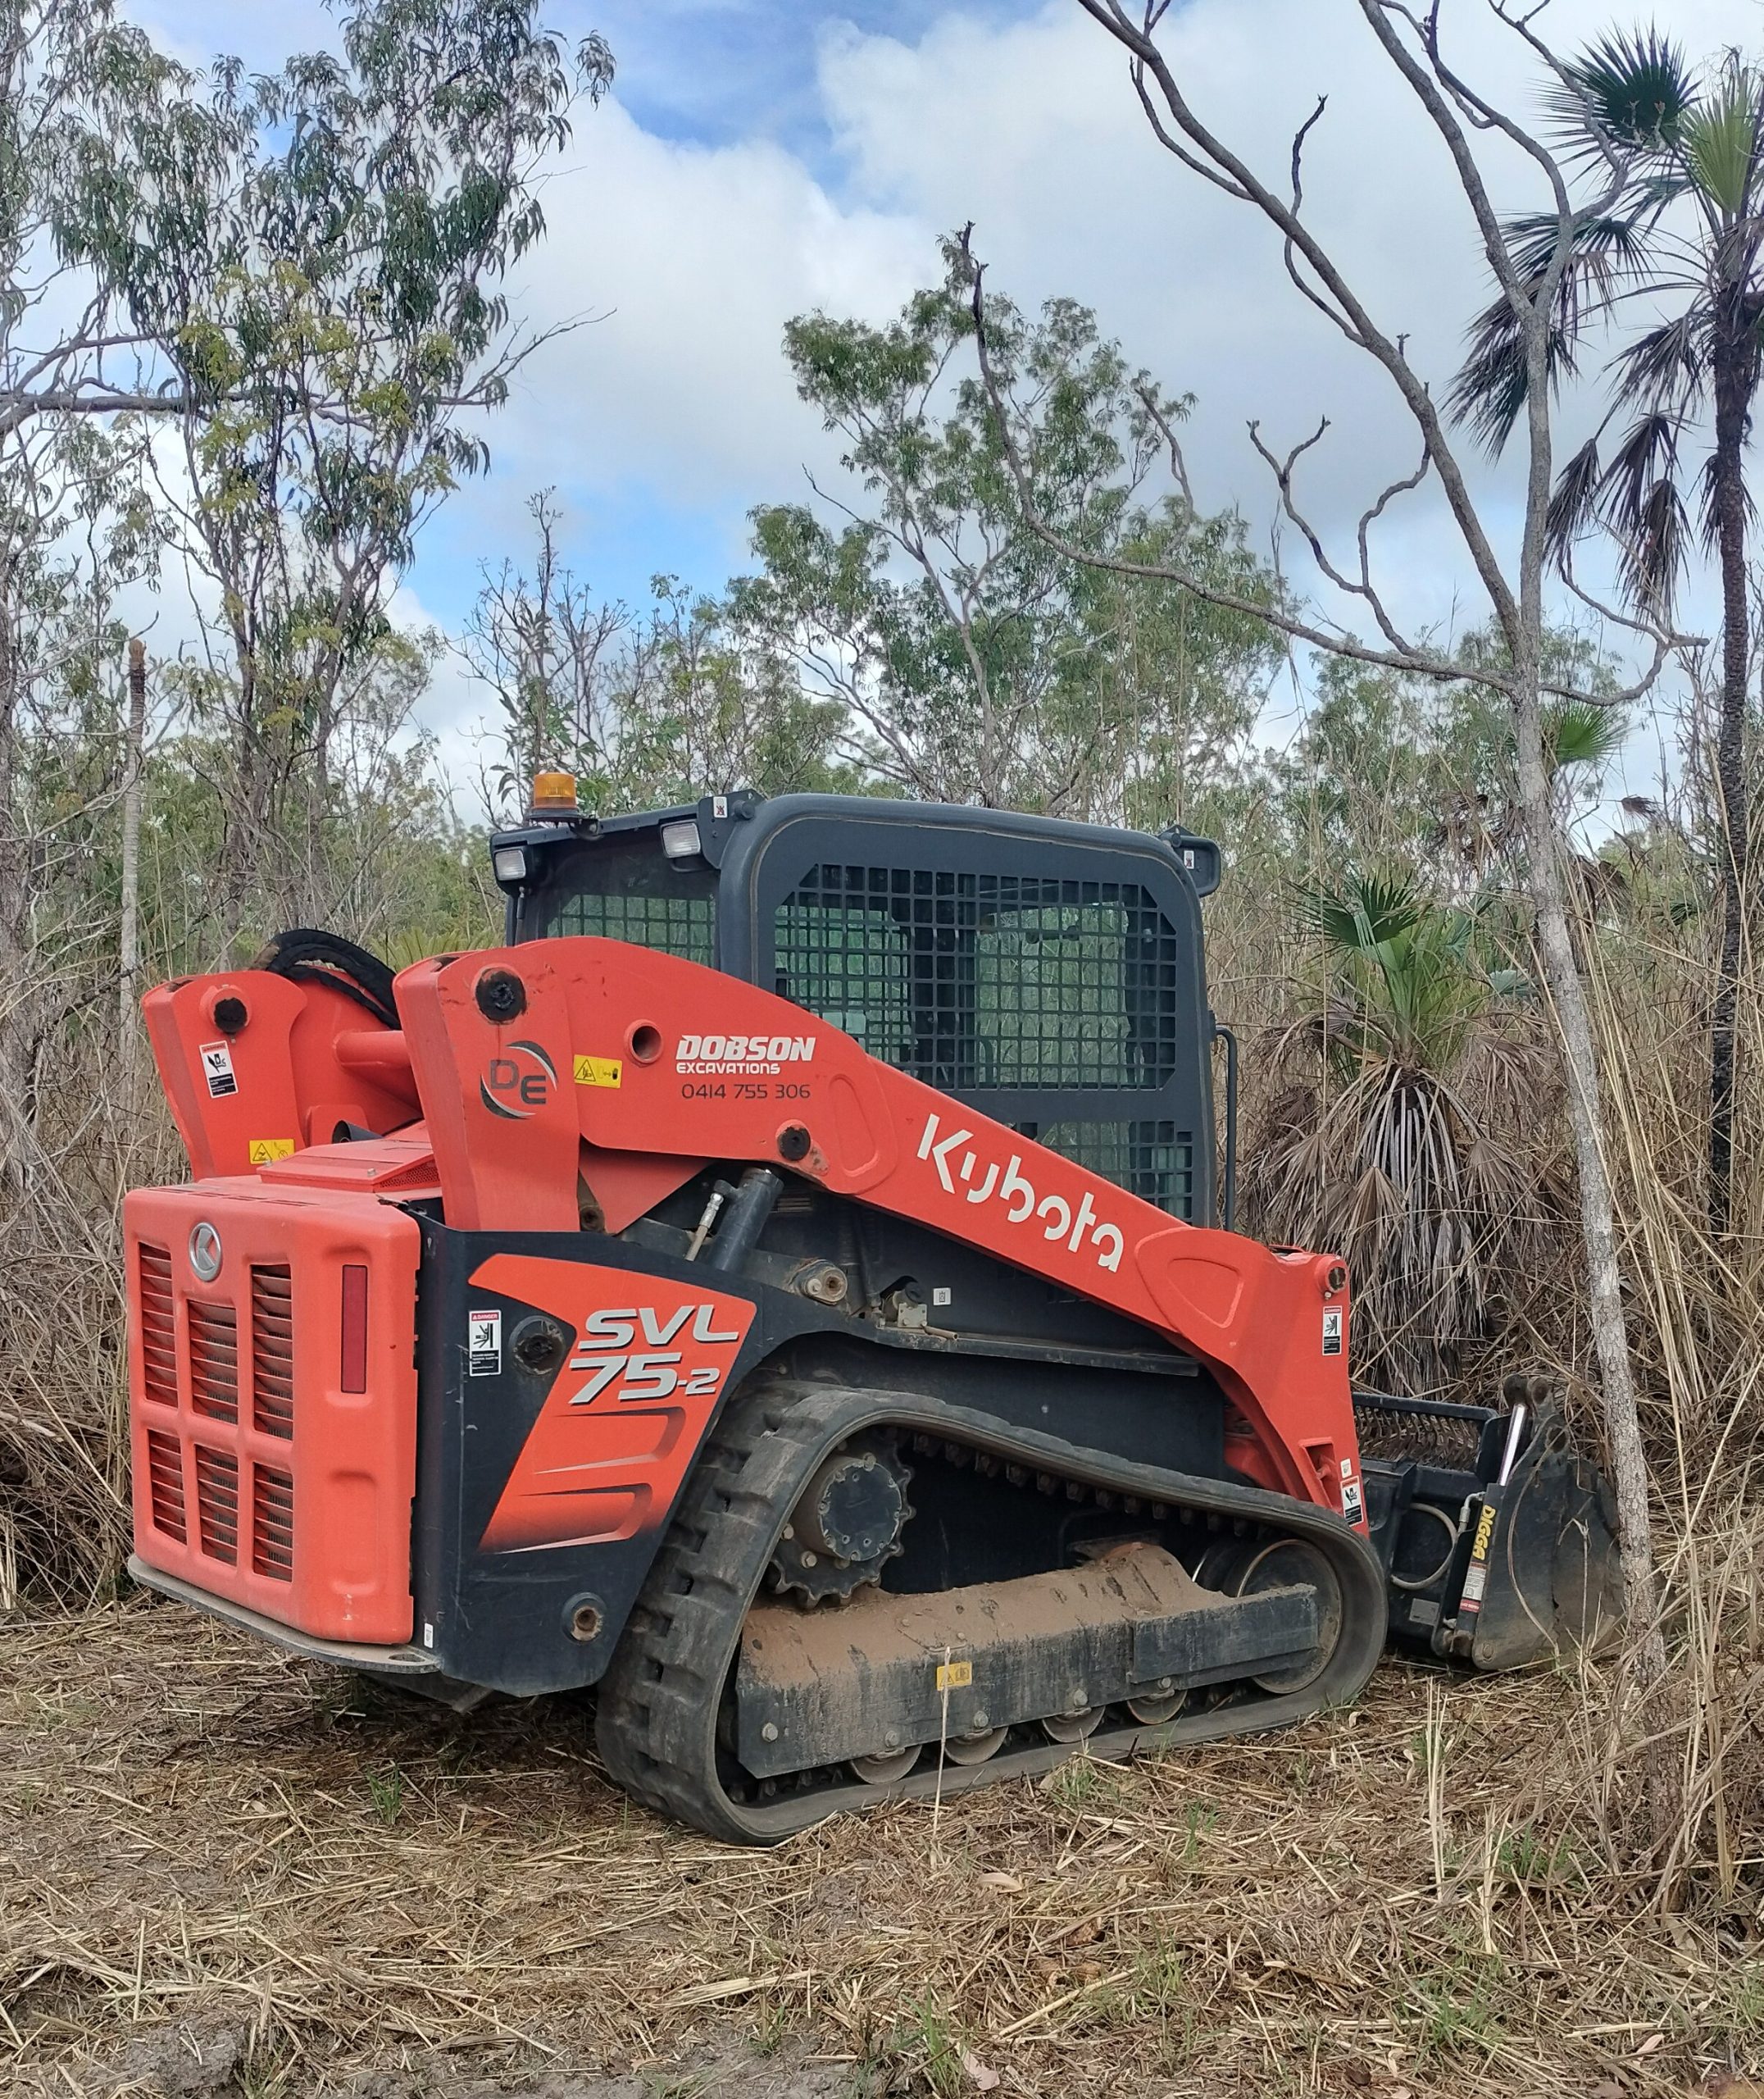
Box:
[123,788,1621,1842]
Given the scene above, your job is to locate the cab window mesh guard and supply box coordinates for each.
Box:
[775,864,1180,1091]
[774,865,1192,1214]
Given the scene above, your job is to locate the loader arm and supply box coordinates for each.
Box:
[392,937,1364,1525]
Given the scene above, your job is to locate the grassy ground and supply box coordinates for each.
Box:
[2,1599,1757,2097]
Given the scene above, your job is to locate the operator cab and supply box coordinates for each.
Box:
[489,788,1231,1226]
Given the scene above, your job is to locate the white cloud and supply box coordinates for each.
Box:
[487,98,930,540]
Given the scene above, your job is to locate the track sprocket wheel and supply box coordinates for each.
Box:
[766,1433,913,1605]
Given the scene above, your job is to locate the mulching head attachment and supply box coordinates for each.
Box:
[1357,1376,1623,1671]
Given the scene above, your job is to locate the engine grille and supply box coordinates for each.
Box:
[188,1299,239,1423]
[193,1444,240,1564]
[144,1427,186,1542]
[138,1244,178,1408]
[131,1248,307,1587]
[251,1266,294,1437]
[252,1465,295,1580]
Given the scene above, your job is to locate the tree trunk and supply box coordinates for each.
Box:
[1512,671,1664,1683]
[117,639,147,1096]
[0,558,31,1204]
[1707,334,1750,1240]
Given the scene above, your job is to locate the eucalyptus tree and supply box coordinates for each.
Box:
[0,2,191,1191]
[1451,30,1763,1236]
[730,258,1285,814]
[7,0,615,933]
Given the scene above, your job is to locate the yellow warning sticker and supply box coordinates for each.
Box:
[248,1137,296,1164]
[935,1660,973,1691]
[574,1054,623,1089]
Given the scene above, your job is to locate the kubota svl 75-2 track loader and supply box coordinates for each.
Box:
[123,789,1621,1841]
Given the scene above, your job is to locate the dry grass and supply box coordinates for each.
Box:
[3,1602,1762,2099]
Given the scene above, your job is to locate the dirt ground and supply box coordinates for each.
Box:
[2,1597,1759,2098]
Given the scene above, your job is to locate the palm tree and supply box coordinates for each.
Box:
[1450,30,1761,1235]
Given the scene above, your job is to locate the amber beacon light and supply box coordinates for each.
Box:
[529,772,579,817]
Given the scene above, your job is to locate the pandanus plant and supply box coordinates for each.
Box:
[1245,872,1546,1394]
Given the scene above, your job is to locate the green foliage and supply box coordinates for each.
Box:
[1294,870,1507,1074]
[366,1763,405,1825]
[729,243,1285,815]
[461,494,868,820]
[1271,625,1625,887]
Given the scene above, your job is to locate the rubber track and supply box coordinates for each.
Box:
[595,1381,1388,1844]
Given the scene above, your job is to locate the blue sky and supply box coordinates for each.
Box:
[584,1,1026,158]
[128,0,1758,802]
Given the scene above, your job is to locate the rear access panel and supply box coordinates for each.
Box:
[411,1218,767,1698]
[125,1179,420,1644]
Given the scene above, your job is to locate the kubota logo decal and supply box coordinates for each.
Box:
[480,1040,557,1118]
[675,1031,816,1076]
[916,1112,1125,1273]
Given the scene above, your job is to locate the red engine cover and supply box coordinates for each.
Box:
[124,1180,420,1644]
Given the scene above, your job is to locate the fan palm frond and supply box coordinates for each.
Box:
[1545,436,1603,562]
[1594,411,1689,612]
[1610,309,1704,415]
[1554,28,1695,157]
[1447,212,1644,452]
[1296,868,1425,954]
[1680,70,1762,215]
[1547,697,1626,771]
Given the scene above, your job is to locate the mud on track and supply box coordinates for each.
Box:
[1,1599,1756,2097]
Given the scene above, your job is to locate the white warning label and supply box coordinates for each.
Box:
[1321,1305,1343,1357]
[198,1040,238,1099]
[468,1308,502,1377]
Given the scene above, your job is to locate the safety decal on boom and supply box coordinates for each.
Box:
[1322,1306,1343,1356]
[198,1040,238,1099]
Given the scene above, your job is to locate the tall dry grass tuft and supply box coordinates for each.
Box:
[1203,814,1764,1905]
[1575,888,1764,1903]
[0,1067,182,1611]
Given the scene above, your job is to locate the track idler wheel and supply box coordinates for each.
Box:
[942,1726,1008,1764]
[1234,1539,1343,1694]
[1041,1706,1105,1744]
[1125,1687,1186,1725]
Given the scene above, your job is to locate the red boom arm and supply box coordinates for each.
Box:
[389,940,1364,1523]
